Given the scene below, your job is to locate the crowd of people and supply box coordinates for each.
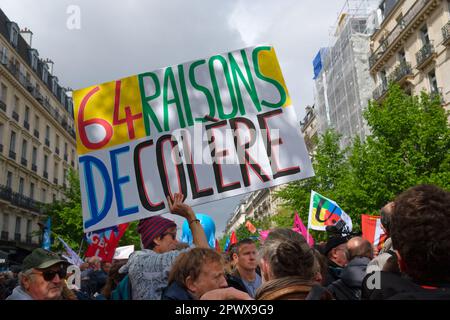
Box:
[1,184,449,300]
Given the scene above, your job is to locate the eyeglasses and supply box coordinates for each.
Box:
[162,232,177,240]
[32,268,67,281]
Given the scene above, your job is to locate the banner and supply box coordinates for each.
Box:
[245,221,257,234]
[85,223,129,262]
[293,212,314,246]
[308,191,352,231]
[57,237,84,266]
[361,214,387,250]
[73,45,314,232]
[42,217,52,250]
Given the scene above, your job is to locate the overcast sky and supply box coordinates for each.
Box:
[1,0,347,238]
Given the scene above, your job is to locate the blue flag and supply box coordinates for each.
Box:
[42,217,52,250]
[223,237,230,252]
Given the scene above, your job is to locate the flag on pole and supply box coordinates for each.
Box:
[361,214,387,251]
[259,229,271,241]
[223,236,230,252]
[230,230,238,246]
[42,217,52,250]
[57,236,84,266]
[293,212,315,247]
[85,223,129,262]
[308,190,353,231]
[245,221,257,234]
[215,239,221,253]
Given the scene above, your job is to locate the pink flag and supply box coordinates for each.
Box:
[259,230,271,241]
[293,212,314,247]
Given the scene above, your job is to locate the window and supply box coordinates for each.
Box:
[19,177,24,195]
[45,126,50,140]
[30,183,35,199]
[380,70,388,86]
[52,77,58,95]
[9,131,16,153]
[32,147,37,166]
[0,83,7,102]
[2,213,9,231]
[428,70,439,93]
[30,49,39,70]
[54,162,59,181]
[64,142,68,156]
[53,194,56,202]
[398,50,406,64]
[15,216,21,235]
[1,47,7,65]
[0,123,4,147]
[24,106,30,123]
[21,139,27,159]
[8,22,19,47]
[44,154,48,172]
[420,25,430,45]
[26,219,32,238]
[55,134,60,150]
[41,188,46,203]
[35,115,40,132]
[6,171,13,189]
[42,65,49,83]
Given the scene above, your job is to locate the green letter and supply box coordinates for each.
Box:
[209,55,239,120]
[163,67,186,131]
[177,64,194,126]
[229,50,261,114]
[252,46,286,109]
[138,72,162,136]
[189,60,216,123]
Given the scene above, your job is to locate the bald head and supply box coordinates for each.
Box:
[347,237,373,261]
[380,202,395,235]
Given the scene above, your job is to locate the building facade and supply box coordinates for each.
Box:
[370,0,450,112]
[314,0,380,149]
[224,186,285,234]
[0,9,77,263]
[300,104,318,156]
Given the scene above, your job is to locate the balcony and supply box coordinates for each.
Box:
[21,157,28,167]
[370,0,438,72]
[1,231,8,240]
[0,185,43,213]
[443,21,450,47]
[24,121,30,130]
[12,111,19,122]
[9,150,16,160]
[34,129,40,139]
[389,62,413,86]
[45,138,50,147]
[373,82,389,101]
[43,171,48,179]
[416,42,436,70]
[32,164,37,172]
[14,233,21,242]
[0,100,6,112]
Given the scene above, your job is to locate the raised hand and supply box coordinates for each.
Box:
[167,193,195,220]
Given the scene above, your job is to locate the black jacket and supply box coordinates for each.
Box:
[327,257,370,300]
[362,271,450,300]
[323,259,344,287]
[161,281,195,300]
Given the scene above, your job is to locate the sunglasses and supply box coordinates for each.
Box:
[33,268,67,281]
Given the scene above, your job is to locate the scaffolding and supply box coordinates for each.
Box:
[314,0,381,149]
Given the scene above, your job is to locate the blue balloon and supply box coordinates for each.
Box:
[181,213,216,248]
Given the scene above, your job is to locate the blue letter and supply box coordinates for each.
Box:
[79,156,113,229]
[110,146,138,217]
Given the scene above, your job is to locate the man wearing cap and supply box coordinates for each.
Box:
[6,248,69,300]
[322,236,349,286]
[119,193,209,300]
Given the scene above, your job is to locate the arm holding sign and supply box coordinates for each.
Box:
[167,193,209,249]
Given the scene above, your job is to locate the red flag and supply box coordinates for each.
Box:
[230,230,238,246]
[293,212,314,247]
[245,221,257,234]
[85,223,129,262]
[361,214,387,251]
[215,239,221,253]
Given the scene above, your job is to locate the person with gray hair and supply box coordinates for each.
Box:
[327,237,373,300]
[255,228,331,300]
[7,248,69,300]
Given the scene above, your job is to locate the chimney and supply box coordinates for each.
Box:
[20,27,33,47]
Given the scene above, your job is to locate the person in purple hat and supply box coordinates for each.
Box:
[119,193,209,300]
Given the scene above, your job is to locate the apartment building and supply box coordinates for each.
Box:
[0,9,77,261]
[370,0,450,111]
[300,104,318,156]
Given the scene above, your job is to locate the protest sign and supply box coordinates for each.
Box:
[73,45,314,232]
